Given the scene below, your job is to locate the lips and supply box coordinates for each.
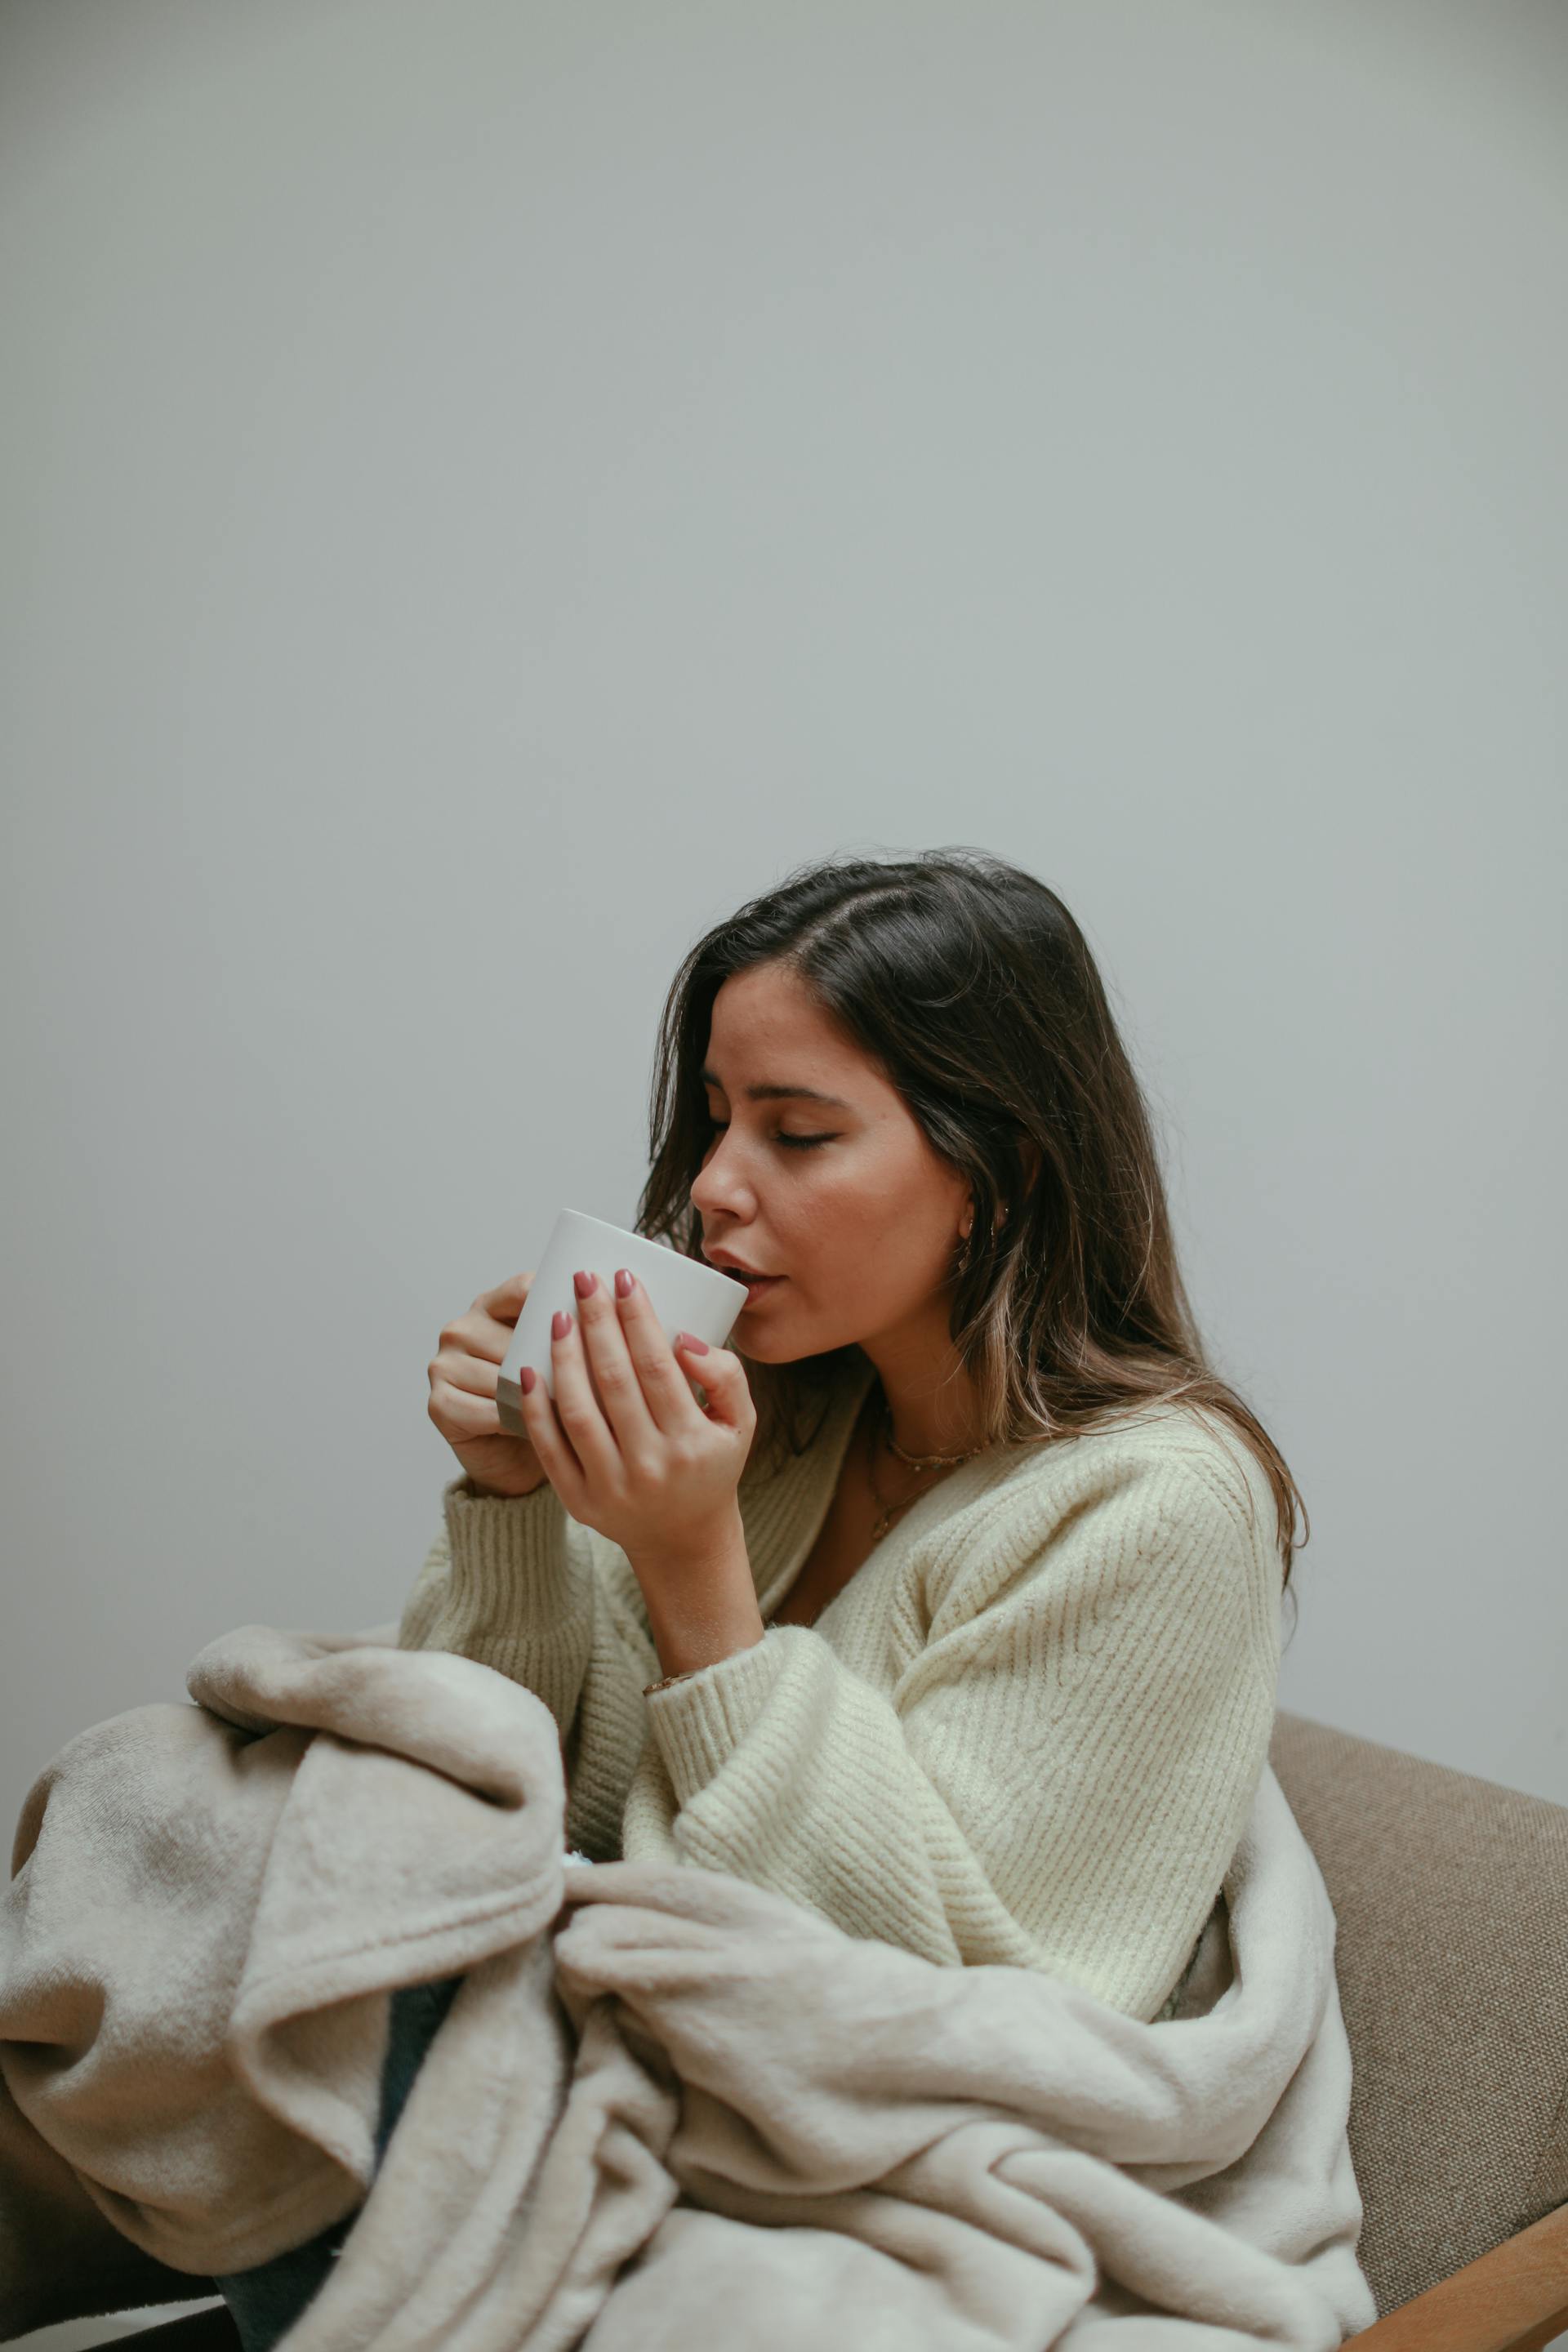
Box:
[703,1249,785,1298]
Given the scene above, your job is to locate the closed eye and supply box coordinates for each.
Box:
[705,1120,835,1152]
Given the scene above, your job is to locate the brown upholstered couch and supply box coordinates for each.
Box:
[28,1709,1568,2351]
[1268,1711,1568,2350]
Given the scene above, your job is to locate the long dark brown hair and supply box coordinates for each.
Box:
[634,848,1307,1601]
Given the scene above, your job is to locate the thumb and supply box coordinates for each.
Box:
[675,1338,751,1429]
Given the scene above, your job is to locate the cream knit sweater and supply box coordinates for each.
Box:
[396,1351,1283,2025]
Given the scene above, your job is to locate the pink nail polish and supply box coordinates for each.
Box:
[519,1365,537,1394]
[552,1309,571,1340]
[678,1332,709,1354]
[614,1268,633,1298]
[573,1269,596,1298]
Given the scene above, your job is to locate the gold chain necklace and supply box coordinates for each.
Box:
[760,1387,988,1637]
[866,1394,986,1543]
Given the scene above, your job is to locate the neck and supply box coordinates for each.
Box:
[853,1330,987,1463]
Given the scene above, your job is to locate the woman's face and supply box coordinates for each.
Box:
[689,964,973,1364]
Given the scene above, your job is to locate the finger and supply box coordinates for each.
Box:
[669,1337,753,1436]
[439,1298,521,1366]
[473,1270,535,1334]
[538,1304,622,1489]
[430,1375,506,1441]
[430,1347,501,1401]
[515,1349,590,1512]
[570,1271,661,1456]
[611,1271,711,1437]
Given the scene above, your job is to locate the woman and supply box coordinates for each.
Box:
[220,847,1302,2344]
[413,844,1299,1994]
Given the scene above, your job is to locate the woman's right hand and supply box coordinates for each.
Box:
[428,1270,550,1499]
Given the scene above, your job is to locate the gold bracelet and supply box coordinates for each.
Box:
[642,1668,699,1698]
[642,1627,776,1699]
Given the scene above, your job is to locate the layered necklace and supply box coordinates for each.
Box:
[759,1383,990,1640]
[866,1389,988,1541]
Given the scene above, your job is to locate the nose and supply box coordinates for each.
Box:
[690,1129,755,1226]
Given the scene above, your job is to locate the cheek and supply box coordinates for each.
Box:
[790,1170,896,1264]
[806,1158,963,1276]
[764,1169,852,1267]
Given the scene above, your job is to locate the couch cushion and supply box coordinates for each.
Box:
[1270,1708,1568,2316]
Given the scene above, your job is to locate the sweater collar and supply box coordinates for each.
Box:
[742,1352,1026,1623]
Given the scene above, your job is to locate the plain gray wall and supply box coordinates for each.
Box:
[4,0,1566,1900]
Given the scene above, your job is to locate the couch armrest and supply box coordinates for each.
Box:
[1344,2201,1568,2352]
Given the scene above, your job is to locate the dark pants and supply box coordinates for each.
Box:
[213,1973,463,2352]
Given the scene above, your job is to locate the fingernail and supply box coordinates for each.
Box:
[573,1269,597,1298]
[552,1309,572,1340]
[614,1269,634,1298]
[677,1331,709,1354]
[519,1365,536,1394]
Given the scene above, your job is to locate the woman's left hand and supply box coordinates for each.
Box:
[517,1267,756,1570]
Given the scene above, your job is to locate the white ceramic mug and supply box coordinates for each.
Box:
[496,1208,751,1433]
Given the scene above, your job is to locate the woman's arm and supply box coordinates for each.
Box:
[398,1476,592,1722]
[621,1446,1282,2021]
[397,1477,661,1857]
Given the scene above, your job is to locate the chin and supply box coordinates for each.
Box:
[733,1330,789,1364]
[730,1313,803,1366]
[738,1321,858,1370]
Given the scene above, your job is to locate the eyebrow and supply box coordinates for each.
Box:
[700,1067,853,1111]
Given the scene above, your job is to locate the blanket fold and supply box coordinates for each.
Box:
[1,1624,1376,2351]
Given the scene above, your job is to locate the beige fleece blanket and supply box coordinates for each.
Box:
[0,1624,1377,2350]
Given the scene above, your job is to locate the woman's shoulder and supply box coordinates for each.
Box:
[950,1393,1281,1576]
[908,1399,1283,1663]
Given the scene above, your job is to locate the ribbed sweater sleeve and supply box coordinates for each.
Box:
[395,1477,655,1859]
[621,1444,1281,2021]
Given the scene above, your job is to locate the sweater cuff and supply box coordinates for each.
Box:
[437,1474,586,1648]
[644,1625,795,1810]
